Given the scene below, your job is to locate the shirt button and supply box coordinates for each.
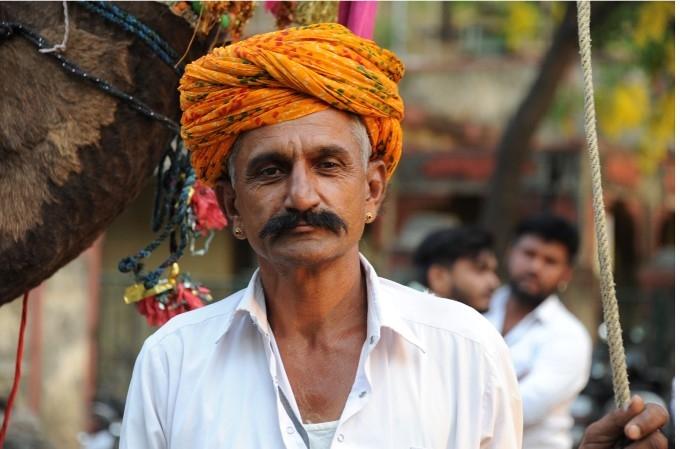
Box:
[337,433,345,442]
[369,336,376,345]
[359,391,367,398]
[286,426,295,434]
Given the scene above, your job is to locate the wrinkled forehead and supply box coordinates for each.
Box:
[232,109,363,164]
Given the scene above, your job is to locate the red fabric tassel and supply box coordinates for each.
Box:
[135,286,206,327]
[191,181,227,236]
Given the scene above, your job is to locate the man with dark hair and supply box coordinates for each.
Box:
[484,213,592,449]
[412,227,499,313]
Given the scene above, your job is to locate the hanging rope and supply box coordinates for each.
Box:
[575,1,630,409]
[0,292,30,448]
[38,0,69,53]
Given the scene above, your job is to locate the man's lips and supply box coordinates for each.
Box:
[291,223,315,231]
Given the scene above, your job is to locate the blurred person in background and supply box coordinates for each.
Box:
[411,226,499,313]
[484,214,592,449]
[77,400,120,449]
[409,222,670,448]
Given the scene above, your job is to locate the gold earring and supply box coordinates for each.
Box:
[233,226,244,238]
[365,212,374,223]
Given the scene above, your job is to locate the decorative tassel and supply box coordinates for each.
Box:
[125,263,213,327]
[190,180,228,236]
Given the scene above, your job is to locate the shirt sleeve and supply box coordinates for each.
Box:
[119,341,170,449]
[480,333,524,449]
[518,326,592,426]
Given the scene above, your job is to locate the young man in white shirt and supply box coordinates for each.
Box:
[412,227,500,313]
[484,214,592,449]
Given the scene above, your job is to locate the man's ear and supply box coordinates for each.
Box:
[560,265,574,285]
[427,265,449,296]
[215,179,240,223]
[365,159,387,212]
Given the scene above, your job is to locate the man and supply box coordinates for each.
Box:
[120,24,522,449]
[412,227,499,313]
[484,214,592,449]
[119,24,668,449]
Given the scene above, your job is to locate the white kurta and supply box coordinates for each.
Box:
[485,286,592,449]
[120,255,522,449]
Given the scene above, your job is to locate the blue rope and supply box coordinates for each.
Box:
[0,21,179,133]
[118,141,198,289]
[78,1,184,76]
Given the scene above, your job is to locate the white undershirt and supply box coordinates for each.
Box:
[302,420,339,449]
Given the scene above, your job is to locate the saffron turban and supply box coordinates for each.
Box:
[179,23,405,187]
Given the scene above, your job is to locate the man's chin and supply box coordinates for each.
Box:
[264,241,343,266]
[509,283,549,307]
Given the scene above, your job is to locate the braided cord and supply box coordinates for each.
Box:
[118,141,197,289]
[78,1,184,75]
[576,1,630,409]
[0,21,179,133]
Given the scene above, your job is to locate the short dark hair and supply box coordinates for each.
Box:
[513,214,579,262]
[413,227,494,287]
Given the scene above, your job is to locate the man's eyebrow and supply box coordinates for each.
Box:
[312,144,352,160]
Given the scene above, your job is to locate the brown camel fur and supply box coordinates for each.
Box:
[0,2,207,305]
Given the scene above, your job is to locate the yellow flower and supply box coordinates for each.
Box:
[633,2,673,47]
[600,80,649,138]
[504,2,540,52]
[637,90,674,173]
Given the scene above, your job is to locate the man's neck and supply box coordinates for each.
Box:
[501,292,540,336]
[257,249,367,345]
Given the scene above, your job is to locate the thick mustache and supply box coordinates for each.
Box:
[259,209,348,240]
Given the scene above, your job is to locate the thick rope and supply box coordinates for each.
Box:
[575,1,630,409]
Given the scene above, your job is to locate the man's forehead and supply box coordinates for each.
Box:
[236,110,361,160]
[517,234,569,257]
[469,249,497,265]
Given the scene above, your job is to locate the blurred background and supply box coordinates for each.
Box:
[0,2,674,448]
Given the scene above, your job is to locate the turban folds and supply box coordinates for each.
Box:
[179,23,405,187]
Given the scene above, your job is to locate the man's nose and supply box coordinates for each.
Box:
[526,256,543,275]
[283,163,321,212]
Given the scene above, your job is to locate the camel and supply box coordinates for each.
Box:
[0,2,208,305]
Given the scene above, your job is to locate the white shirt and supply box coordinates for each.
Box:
[120,255,522,449]
[303,420,338,449]
[484,286,592,449]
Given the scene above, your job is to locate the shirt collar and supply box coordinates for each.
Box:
[216,254,426,353]
[533,294,561,323]
[361,254,427,354]
[489,286,561,325]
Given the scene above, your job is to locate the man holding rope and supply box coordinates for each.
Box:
[119,24,667,449]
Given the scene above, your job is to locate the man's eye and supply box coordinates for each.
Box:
[317,160,339,170]
[259,166,283,177]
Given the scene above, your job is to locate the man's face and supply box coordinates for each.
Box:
[219,109,386,268]
[429,250,499,313]
[507,234,572,307]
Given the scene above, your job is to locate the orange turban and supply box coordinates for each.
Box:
[179,23,405,187]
